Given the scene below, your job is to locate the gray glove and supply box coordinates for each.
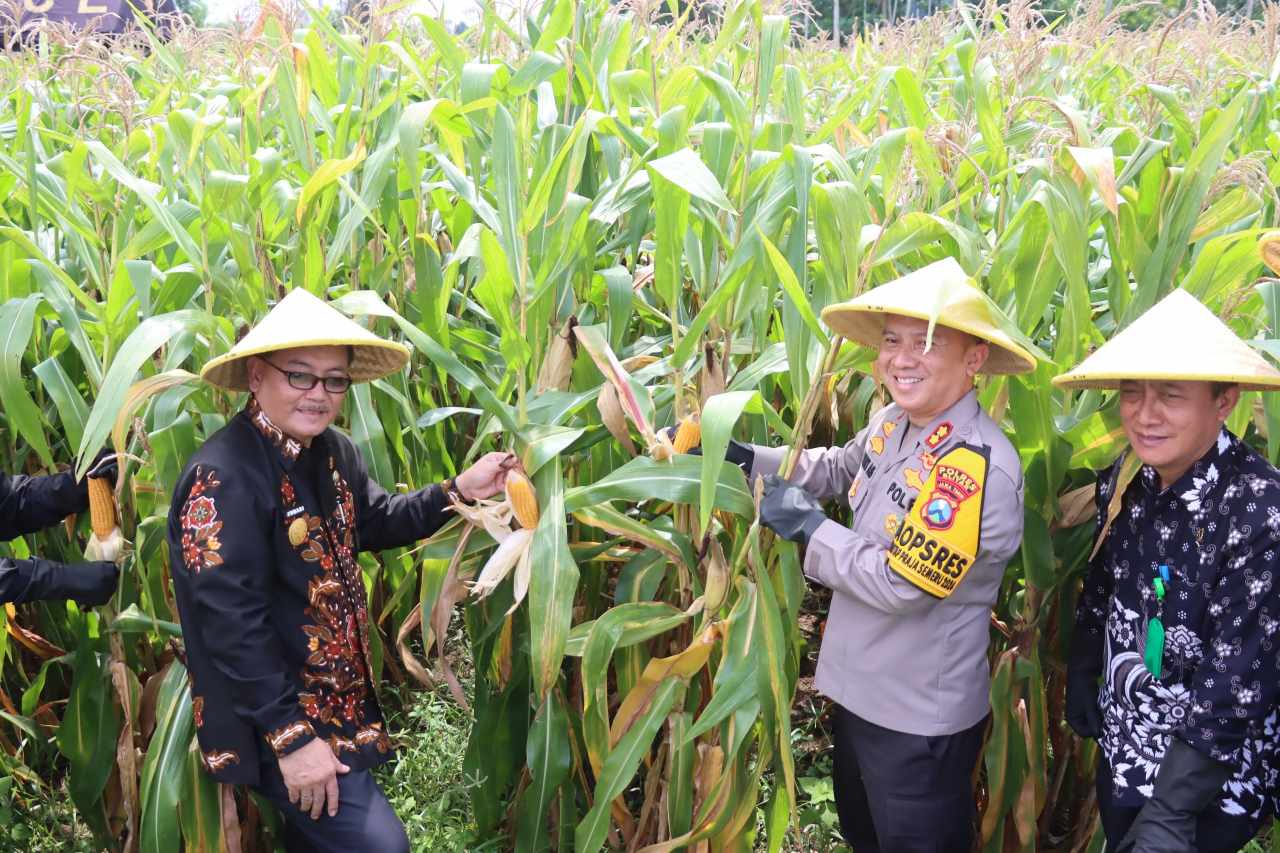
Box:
[759,475,828,545]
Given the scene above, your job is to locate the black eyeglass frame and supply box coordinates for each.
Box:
[259,358,353,393]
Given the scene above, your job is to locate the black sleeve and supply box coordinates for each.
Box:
[0,470,88,540]
[0,557,40,603]
[172,465,317,760]
[346,444,453,553]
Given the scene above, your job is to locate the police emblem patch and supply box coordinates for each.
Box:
[903,467,925,491]
[920,460,981,531]
[887,443,989,599]
[884,513,900,536]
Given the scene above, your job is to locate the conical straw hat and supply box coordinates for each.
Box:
[201,289,411,391]
[819,258,1041,375]
[1053,289,1280,392]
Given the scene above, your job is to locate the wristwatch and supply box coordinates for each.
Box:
[442,478,476,506]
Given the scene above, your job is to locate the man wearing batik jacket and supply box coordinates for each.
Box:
[168,289,516,852]
[1059,289,1280,853]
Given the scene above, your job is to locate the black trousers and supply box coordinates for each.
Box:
[1095,756,1262,853]
[253,765,409,853]
[831,704,987,853]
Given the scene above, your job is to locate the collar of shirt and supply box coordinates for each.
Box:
[1136,428,1234,512]
[245,397,306,470]
[907,389,980,455]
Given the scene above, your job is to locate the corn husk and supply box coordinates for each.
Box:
[597,383,638,456]
[702,539,730,613]
[535,319,577,392]
[470,528,534,601]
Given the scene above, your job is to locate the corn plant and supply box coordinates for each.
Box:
[1,1,1279,850]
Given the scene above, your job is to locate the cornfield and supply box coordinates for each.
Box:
[1,0,1280,850]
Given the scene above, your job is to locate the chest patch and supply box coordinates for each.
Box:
[888,443,989,598]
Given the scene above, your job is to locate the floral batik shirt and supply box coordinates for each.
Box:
[167,399,454,785]
[1074,429,1280,818]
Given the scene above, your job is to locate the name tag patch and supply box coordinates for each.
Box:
[888,444,989,598]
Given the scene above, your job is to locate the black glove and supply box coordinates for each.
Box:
[2,557,120,607]
[85,449,119,485]
[1065,665,1103,739]
[662,428,756,472]
[1113,739,1233,853]
[759,475,828,545]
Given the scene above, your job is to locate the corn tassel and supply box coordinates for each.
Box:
[506,470,540,529]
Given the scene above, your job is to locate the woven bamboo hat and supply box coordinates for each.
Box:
[819,257,1041,375]
[1053,289,1280,392]
[201,289,410,391]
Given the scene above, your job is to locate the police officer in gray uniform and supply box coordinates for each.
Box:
[746,260,1039,851]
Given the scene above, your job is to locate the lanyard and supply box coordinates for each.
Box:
[1144,564,1170,680]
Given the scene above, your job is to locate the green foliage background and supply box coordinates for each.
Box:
[0,1,1279,850]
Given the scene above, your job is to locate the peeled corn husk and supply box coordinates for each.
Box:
[85,477,126,563]
[470,528,534,600]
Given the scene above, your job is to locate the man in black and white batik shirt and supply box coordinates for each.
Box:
[1055,290,1280,853]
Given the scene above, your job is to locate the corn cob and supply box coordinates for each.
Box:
[87,477,117,538]
[1262,231,1280,277]
[505,470,540,529]
[84,477,126,563]
[672,417,701,454]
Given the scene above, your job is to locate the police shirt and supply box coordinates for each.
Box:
[751,389,1025,736]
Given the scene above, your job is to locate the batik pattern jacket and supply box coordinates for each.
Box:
[167,400,453,785]
[1074,430,1280,818]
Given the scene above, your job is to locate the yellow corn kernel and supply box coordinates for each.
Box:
[1262,232,1280,277]
[87,477,117,539]
[505,470,540,529]
[672,417,701,454]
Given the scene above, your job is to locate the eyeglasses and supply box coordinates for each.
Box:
[879,336,948,357]
[260,359,353,393]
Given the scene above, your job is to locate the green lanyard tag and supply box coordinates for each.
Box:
[1144,572,1167,680]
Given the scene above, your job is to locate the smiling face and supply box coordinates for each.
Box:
[875,314,990,425]
[1118,380,1238,488]
[246,346,352,445]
